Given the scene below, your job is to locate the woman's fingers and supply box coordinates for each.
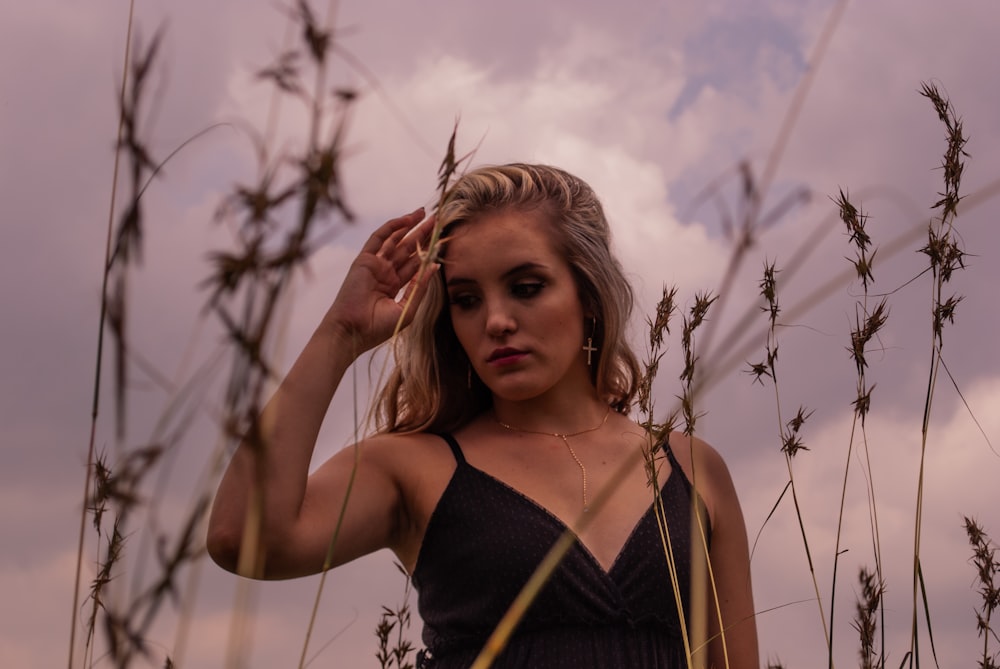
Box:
[361,207,425,256]
[365,209,440,283]
[337,208,439,342]
[390,212,437,264]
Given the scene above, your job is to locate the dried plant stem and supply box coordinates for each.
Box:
[756,0,846,205]
[636,287,696,665]
[288,2,357,663]
[909,346,941,669]
[828,419,855,668]
[307,0,340,147]
[782,417,830,652]
[697,171,1000,407]
[649,479,695,666]
[748,260,830,660]
[828,191,887,669]
[775,399,830,659]
[859,430,886,663]
[909,83,968,668]
[224,578,261,669]
[852,567,883,669]
[680,440,722,669]
[70,2,136,667]
[831,420,886,666]
[679,295,726,669]
[964,518,1000,669]
[700,154,999,408]
[299,364,362,669]
[300,123,466,666]
[698,0,846,361]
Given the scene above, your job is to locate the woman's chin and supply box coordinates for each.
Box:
[482,378,548,403]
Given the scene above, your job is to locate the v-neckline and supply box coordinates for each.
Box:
[462,460,674,576]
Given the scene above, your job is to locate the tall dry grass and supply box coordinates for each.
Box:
[68,2,1000,668]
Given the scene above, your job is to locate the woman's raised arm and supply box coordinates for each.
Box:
[206,208,437,579]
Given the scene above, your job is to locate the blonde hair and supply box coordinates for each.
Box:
[375,163,640,433]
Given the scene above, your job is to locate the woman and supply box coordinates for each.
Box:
[208,164,759,668]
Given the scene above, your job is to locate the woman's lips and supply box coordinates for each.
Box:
[487,348,528,366]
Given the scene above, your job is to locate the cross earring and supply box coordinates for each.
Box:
[583,318,598,367]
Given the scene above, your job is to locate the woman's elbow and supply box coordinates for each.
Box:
[205,515,297,579]
[205,521,244,574]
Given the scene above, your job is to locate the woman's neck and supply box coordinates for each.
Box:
[491,391,608,435]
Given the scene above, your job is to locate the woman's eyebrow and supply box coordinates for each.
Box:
[445,262,549,288]
[444,276,475,289]
[501,262,548,279]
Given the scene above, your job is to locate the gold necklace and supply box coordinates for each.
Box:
[495,406,611,512]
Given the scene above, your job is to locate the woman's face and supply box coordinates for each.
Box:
[443,209,592,404]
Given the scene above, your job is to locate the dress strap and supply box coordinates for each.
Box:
[662,438,682,471]
[662,437,713,541]
[437,433,467,465]
[661,438,694,492]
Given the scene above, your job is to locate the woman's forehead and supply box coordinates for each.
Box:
[447,210,558,252]
[441,211,569,277]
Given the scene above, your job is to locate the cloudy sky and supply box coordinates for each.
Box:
[3,0,1000,667]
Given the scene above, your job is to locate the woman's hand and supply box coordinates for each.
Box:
[325,207,438,353]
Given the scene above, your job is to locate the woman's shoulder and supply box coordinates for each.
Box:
[663,431,739,527]
[358,429,452,460]
[664,431,729,472]
[352,430,464,484]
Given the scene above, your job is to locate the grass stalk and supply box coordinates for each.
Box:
[828,191,888,669]
[374,565,416,669]
[909,82,968,668]
[73,2,1000,665]
[70,2,136,666]
[748,259,831,659]
[638,287,698,665]
[964,517,1000,669]
[679,294,725,669]
[852,567,883,669]
[696,0,847,361]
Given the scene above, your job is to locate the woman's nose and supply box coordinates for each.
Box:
[484,300,516,337]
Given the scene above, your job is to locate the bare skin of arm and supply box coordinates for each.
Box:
[206,208,437,580]
[670,433,760,669]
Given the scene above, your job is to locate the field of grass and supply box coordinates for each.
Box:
[62,2,1000,668]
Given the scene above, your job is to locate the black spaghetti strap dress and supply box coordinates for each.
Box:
[411,434,710,668]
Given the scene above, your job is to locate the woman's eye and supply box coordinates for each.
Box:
[511,281,544,299]
[449,294,479,310]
